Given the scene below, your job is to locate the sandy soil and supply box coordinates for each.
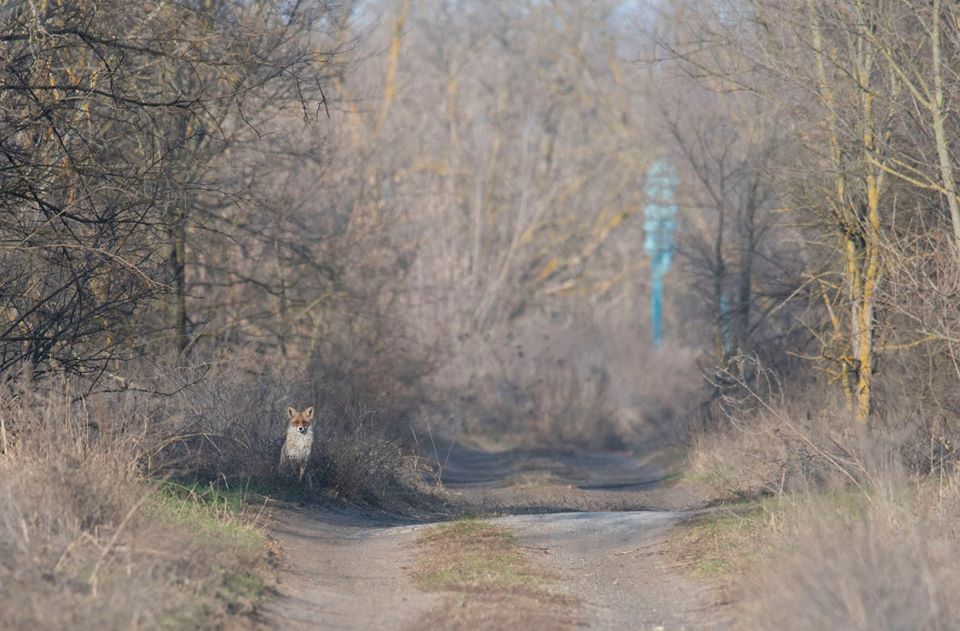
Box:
[259,505,441,630]
[260,444,728,630]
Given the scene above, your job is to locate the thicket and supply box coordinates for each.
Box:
[653,2,960,626]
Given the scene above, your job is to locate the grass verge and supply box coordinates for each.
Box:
[0,460,273,629]
[150,479,273,617]
[151,479,269,549]
[668,479,960,628]
[417,518,547,592]
[671,500,769,586]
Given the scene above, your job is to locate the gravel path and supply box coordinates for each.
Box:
[260,506,440,630]
[261,445,728,630]
[496,511,725,630]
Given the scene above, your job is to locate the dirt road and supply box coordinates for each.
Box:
[261,445,726,630]
[260,505,441,630]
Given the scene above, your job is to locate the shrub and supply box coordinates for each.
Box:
[143,349,427,505]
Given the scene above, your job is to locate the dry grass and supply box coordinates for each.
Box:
[0,326,434,629]
[742,488,960,629]
[417,518,546,592]
[686,396,948,499]
[683,392,960,630]
[0,347,432,628]
[687,409,862,498]
[0,376,269,629]
[672,483,960,629]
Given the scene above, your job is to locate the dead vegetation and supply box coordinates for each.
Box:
[11,0,960,627]
[680,366,960,629]
[674,469,960,630]
[151,352,428,507]
[0,376,269,629]
[741,486,960,630]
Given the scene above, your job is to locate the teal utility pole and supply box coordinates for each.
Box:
[643,160,678,349]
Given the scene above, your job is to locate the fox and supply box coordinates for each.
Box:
[279,406,315,484]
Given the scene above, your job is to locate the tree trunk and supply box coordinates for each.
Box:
[170,204,188,354]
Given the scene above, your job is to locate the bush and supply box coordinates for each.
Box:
[142,348,427,505]
[0,339,436,627]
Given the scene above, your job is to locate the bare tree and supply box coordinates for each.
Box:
[653,0,909,424]
[658,84,795,364]
[0,0,335,378]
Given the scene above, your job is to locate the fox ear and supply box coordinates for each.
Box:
[303,406,315,420]
[286,406,296,420]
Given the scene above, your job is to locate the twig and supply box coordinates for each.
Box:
[89,495,149,597]
[0,413,8,456]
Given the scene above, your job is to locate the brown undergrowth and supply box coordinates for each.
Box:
[150,350,436,510]
[675,398,960,630]
[0,376,271,629]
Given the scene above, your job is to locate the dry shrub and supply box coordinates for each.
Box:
[0,338,431,628]
[150,362,287,480]
[690,392,960,501]
[741,483,960,630]
[310,405,410,502]
[0,376,265,629]
[150,348,426,504]
[689,403,871,498]
[686,352,953,497]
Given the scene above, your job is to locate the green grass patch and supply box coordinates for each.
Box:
[419,550,546,590]
[153,566,268,631]
[676,501,768,577]
[216,566,268,613]
[421,516,498,542]
[417,517,550,592]
[149,479,267,548]
[677,489,874,579]
[147,478,272,624]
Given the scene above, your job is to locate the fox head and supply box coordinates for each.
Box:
[286,406,315,435]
